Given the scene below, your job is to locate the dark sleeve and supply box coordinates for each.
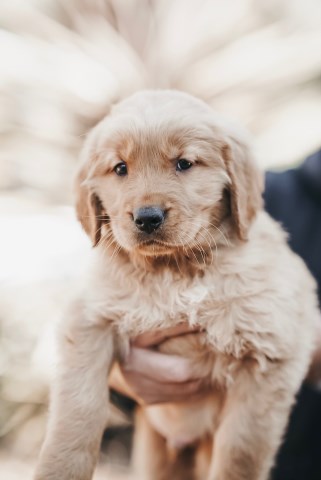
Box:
[266,168,321,480]
[264,169,321,304]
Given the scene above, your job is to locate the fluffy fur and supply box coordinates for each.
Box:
[34,90,319,480]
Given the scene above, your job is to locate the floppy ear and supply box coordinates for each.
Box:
[74,106,116,246]
[222,137,263,241]
[74,129,108,247]
[74,164,106,247]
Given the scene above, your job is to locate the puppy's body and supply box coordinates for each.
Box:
[34,91,319,480]
[87,211,317,479]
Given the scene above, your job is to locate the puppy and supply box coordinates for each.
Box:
[34,90,319,480]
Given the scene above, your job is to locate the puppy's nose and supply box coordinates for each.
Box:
[134,206,165,234]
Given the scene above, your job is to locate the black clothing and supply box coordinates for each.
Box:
[265,149,321,480]
[265,149,321,303]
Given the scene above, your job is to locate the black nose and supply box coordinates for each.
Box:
[134,206,165,234]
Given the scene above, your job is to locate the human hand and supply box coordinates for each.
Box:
[109,323,209,405]
[306,318,321,386]
[109,315,321,404]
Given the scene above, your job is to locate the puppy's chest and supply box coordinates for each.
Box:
[109,272,213,337]
[94,267,269,360]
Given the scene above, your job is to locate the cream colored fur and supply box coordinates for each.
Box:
[34,90,319,480]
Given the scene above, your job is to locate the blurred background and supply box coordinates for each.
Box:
[1,0,321,478]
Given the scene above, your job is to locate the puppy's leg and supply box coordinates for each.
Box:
[168,446,196,480]
[34,307,114,480]
[207,366,298,480]
[195,437,213,480]
[133,407,170,480]
[133,407,197,480]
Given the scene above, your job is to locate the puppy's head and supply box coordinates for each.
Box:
[75,90,263,261]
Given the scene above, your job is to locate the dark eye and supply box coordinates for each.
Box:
[176,158,193,171]
[114,162,128,176]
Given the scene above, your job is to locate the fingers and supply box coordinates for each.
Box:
[124,347,201,382]
[111,327,210,406]
[111,348,210,405]
[132,323,201,348]
[122,370,205,405]
[108,362,141,402]
[306,319,321,385]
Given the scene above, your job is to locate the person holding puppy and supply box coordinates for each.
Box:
[110,148,321,480]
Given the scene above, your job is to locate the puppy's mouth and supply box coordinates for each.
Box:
[136,238,179,256]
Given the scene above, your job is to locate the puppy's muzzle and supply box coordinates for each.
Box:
[134,206,165,234]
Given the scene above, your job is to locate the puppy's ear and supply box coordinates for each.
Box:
[222,137,263,241]
[74,165,105,247]
[74,104,117,246]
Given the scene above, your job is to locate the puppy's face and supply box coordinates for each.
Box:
[76,91,262,260]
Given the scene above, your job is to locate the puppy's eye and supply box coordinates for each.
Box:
[114,162,128,176]
[176,159,193,172]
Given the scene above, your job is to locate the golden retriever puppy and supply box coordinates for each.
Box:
[34,90,319,480]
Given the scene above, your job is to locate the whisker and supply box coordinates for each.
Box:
[203,229,217,265]
[110,244,122,262]
[179,232,203,268]
[181,233,201,268]
[101,236,117,251]
[207,222,231,247]
[173,253,183,276]
[194,228,215,264]
[97,229,113,245]
[177,234,189,257]
[184,219,230,250]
